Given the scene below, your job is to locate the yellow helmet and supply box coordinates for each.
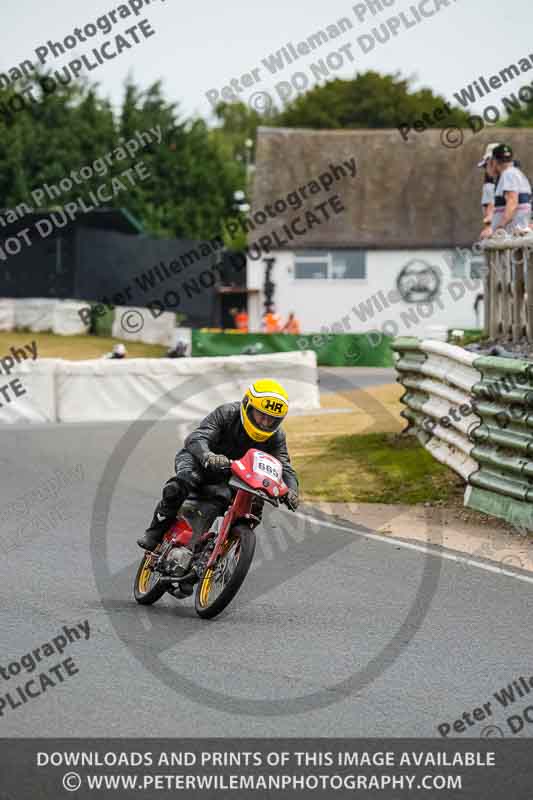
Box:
[240,379,289,442]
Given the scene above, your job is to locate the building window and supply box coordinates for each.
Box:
[332,250,366,279]
[470,255,486,280]
[448,250,487,280]
[294,252,328,280]
[294,250,366,280]
[449,250,467,278]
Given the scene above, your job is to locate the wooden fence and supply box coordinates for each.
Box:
[483,239,533,342]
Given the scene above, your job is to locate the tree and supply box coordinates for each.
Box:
[209,102,270,248]
[0,75,240,241]
[504,99,533,127]
[114,79,239,239]
[210,101,265,164]
[274,71,470,129]
[0,76,115,213]
[0,68,482,247]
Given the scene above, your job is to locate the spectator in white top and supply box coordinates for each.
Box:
[477,142,499,236]
[481,144,532,238]
[106,343,127,359]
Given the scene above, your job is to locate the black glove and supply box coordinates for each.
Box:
[283,489,299,511]
[203,453,231,473]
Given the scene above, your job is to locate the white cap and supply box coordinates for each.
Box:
[113,343,126,355]
[477,143,501,167]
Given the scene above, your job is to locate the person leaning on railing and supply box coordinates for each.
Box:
[477,143,499,237]
[480,144,532,239]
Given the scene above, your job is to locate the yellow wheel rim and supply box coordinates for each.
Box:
[138,557,153,594]
[198,569,214,607]
[198,539,238,608]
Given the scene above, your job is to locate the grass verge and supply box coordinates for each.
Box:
[291,432,463,504]
[0,331,166,360]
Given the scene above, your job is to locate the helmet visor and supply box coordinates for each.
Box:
[247,405,283,434]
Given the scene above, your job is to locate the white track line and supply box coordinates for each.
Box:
[293,512,533,587]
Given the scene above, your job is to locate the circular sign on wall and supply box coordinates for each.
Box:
[397,259,441,303]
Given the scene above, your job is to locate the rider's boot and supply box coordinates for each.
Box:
[136,504,174,551]
[137,480,189,551]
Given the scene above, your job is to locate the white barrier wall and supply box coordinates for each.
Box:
[0,358,60,424]
[2,297,188,348]
[56,351,319,423]
[0,351,319,425]
[5,299,90,336]
[14,299,56,331]
[0,299,15,331]
[52,301,90,336]
[111,307,178,347]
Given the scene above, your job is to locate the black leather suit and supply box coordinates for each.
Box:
[149,402,298,538]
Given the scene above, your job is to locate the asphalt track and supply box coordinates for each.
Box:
[2,417,533,739]
[318,367,395,393]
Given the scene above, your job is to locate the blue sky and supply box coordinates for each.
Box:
[2,0,532,122]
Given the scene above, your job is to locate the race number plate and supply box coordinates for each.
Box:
[253,452,282,481]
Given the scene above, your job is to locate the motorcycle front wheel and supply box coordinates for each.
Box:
[133,550,167,605]
[195,525,256,619]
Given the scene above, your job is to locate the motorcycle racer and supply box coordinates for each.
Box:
[137,379,299,552]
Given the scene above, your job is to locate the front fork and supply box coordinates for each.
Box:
[205,490,259,569]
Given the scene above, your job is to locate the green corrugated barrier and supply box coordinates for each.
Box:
[393,336,533,530]
[468,353,533,526]
[191,332,394,367]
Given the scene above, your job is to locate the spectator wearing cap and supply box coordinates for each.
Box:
[478,143,499,236]
[481,144,532,238]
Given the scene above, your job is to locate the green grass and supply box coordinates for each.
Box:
[294,432,463,504]
[0,331,166,360]
[449,329,487,348]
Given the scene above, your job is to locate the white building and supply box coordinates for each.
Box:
[245,127,531,337]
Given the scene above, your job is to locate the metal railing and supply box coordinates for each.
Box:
[482,233,533,343]
[394,336,533,530]
[393,338,481,481]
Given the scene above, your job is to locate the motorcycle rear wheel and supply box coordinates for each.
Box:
[133,550,167,605]
[195,525,256,619]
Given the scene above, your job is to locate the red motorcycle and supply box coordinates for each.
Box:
[133,448,289,619]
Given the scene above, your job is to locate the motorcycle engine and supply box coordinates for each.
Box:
[167,546,192,570]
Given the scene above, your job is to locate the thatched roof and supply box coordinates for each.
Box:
[251,127,533,249]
